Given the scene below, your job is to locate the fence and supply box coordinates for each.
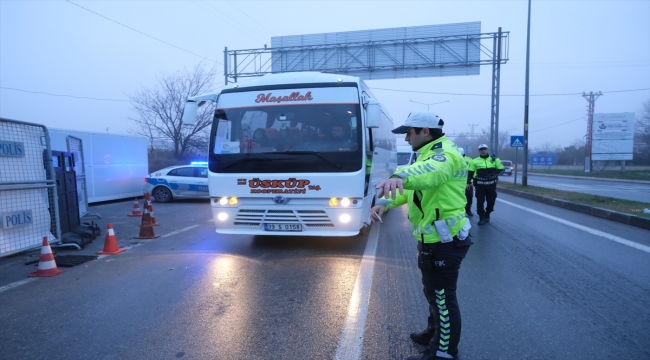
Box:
[0,117,61,258]
[66,135,89,217]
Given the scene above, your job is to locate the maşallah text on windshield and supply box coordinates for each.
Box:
[255,92,313,104]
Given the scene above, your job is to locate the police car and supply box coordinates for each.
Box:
[143,162,209,202]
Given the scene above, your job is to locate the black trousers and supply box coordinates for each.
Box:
[464,186,473,212]
[417,238,472,357]
[475,183,497,217]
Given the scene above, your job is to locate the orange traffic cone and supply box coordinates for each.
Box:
[145,192,152,207]
[134,205,160,239]
[97,223,126,255]
[127,197,142,217]
[148,204,160,226]
[29,236,65,277]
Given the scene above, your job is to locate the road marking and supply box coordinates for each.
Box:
[0,278,38,294]
[335,224,381,360]
[498,199,650,253]
[161,225,201,237]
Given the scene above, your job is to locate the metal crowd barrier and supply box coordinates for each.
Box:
[0,117,62,258]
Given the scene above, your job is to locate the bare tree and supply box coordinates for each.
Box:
[129,63,217,158]
[497,129,512,155]
[532,141,559,154]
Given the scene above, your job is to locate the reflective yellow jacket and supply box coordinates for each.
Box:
[378,136,469,243]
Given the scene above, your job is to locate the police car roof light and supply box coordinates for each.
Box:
[191,161,208,166]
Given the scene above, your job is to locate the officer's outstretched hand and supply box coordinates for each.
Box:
[369,205,386,224]
[376,177,404,200]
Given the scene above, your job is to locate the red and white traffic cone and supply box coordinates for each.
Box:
[134,205,160,239]
[127,197,142,217]
[145,192,152,207]
[28,236,65,277]
[97,223,126,255]
[148,204,160,226]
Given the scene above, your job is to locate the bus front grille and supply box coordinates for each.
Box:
[233,209,332,227]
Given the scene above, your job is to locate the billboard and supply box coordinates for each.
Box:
[591,112,635,161]
[271,22,482,80]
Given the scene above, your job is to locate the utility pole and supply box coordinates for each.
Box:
[582,91,602,173]
[468,123,478,155]
[522,0,532,186]
[468,123,478,139]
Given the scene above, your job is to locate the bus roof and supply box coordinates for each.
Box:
[223,72,361,90]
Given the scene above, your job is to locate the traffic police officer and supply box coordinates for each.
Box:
[370,112,472,360]
[458,148,473,217]
[468,144,504,225]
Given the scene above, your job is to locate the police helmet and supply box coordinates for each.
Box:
[458,147,465,155]
[478,144,489,150]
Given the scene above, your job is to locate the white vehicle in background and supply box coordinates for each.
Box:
[144,162,209,202]
[181,72,396,236]
[48,129,148,219]
[500,160,513,176]
[396,145,418,169]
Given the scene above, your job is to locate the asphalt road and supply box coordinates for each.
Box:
[1,195,649,360]
[498,173,650,203]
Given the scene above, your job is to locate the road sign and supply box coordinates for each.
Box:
[510,136,524,148]
[530,153,556,166]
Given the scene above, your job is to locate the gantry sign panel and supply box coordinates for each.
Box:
[269,22,481,80]
[224,22,510,84]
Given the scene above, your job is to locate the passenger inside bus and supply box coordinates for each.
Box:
[240,128,275,153]
[252,128,272,147]
[298,126,319,148]
[274,126,301,151]
[324,122,353,151]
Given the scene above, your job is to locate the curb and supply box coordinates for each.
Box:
[526,172,650,185]
[498,187,650,230]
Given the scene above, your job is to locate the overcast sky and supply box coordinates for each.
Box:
[1,0,648,150]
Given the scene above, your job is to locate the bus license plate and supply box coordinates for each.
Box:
[264,223,302,232]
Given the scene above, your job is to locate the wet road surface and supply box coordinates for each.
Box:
[1,194,648,359]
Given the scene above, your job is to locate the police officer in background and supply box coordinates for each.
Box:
[468,144,504,225]
[370,112,472,360]
[458,148,473,217]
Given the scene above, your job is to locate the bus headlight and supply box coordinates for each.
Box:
[217,212,228,221]
[229,197,238,205]
[329,198,339,206]
[341,198,351,207]
[219,197,228,205]
[339,214,351,223]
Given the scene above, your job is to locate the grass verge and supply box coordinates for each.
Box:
[528,169,650,181]
[498,182,650,219]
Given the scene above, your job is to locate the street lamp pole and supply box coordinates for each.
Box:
[409,100,450,111]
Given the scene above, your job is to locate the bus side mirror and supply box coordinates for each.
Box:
[182,101,199,125]
[366,99,380,128]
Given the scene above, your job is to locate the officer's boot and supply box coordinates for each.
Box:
[485,211,491,223]
[478,216,487,225]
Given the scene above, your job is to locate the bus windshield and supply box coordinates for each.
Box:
[209,87,363,173]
